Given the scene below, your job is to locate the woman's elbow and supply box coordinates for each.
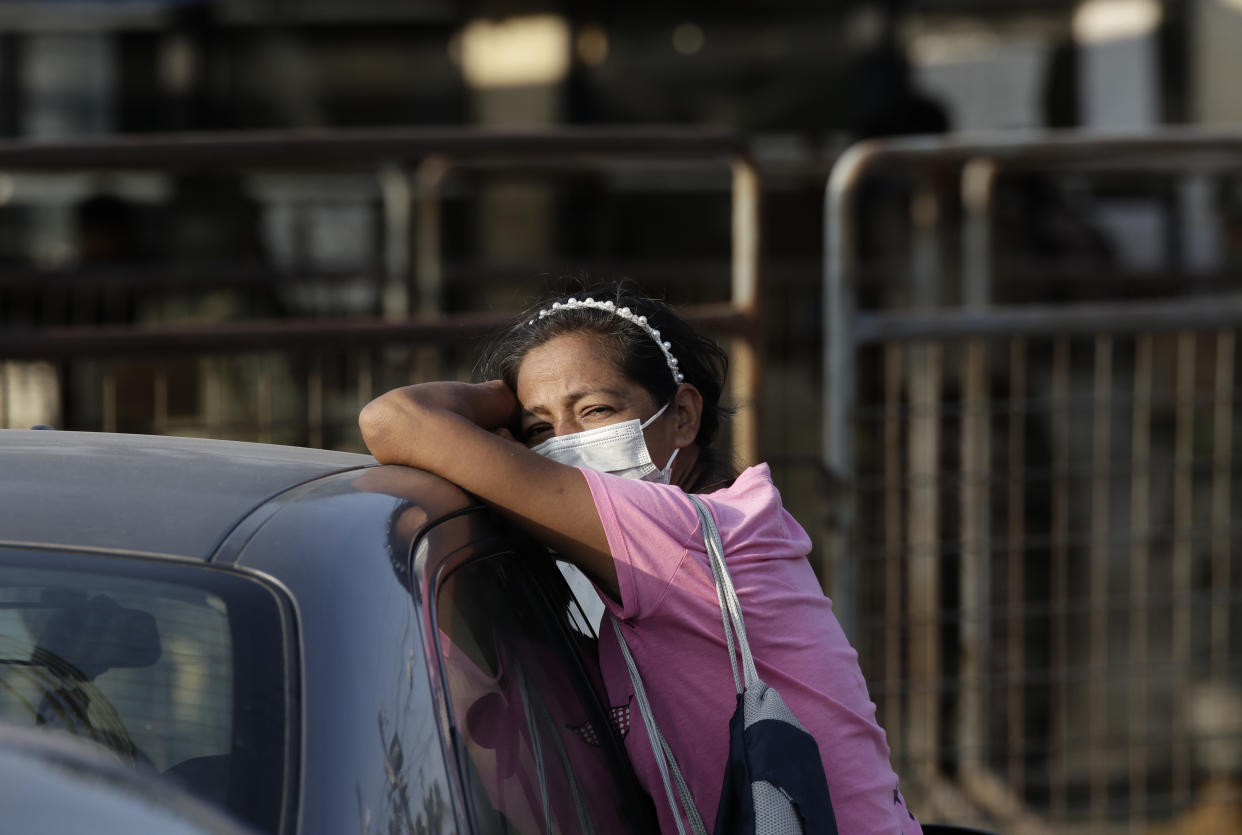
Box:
[358,394,407,463]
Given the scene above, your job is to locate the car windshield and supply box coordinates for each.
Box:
[0,549,292,834]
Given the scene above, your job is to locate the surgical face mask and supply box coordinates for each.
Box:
[530,401,680,484]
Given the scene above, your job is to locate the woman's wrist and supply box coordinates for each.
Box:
[359,379,521,466]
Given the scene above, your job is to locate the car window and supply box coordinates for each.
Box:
[556,561,605,639]
[434,552,655,835]
[0,551,291,834]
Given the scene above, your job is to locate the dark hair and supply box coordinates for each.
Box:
[479,282,737,491]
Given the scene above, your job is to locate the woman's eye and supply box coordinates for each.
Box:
[525,425,551,444]
[583,406,613,418]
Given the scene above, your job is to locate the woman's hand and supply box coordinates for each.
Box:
[359,380,521,468]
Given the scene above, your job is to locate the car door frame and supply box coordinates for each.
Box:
[410,506,660,834]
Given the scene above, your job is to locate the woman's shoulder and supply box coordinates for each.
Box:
[711,462,773,492]
[700,463,811,555]
[703,462,779,510]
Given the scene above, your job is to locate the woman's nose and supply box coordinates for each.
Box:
[553,417,583,436]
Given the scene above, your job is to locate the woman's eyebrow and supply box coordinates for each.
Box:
[521,387,629,418]
[564,386,627,402]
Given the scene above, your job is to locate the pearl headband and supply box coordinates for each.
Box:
[530,297,684,385]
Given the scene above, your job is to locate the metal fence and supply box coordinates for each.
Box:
[0,127,762,461]
[12,125,1242,832]
[824,131,1242,833]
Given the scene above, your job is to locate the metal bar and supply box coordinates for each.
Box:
[356,350,373,416]
[907,342,942,785]
[1129,332,1153,827]
[821,128,1242,182]
[308,354,324,450]
[1089,336,1113,820]
[730,154,763,468]
[0,126,748,171]
[0,362,8,428]
[8,123,1242,176]
[910,182,941,309]
[205,359,223,438]
[731,155,761,314]
[729,331,760,469]
[725,324,761,460]
[409,152,446,389]
[378,163,412,318]
[101,367,116,434]
[908,176,942,791]
[855,294,1242,344]
[411,346,439,388]
[1171,332,1196,807]
[903,180,945,787]
[414,155,448,317]
[153,368,168,435]
[883,342,904,771]
[0,257,750,293]
[1050,337,1071,819]
[961,158,997,309]
[1007,338,1027,795]
[1211,330,1235,682]
[959,340,991,773]
[823,142,872,637]
[408,347,423,386]
[51,363,63,430]
[0,304,753,361]
[258,359,273,445]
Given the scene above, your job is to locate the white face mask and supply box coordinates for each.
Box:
[529,401,680,484]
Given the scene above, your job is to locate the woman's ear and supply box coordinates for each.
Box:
[671,383,703,448]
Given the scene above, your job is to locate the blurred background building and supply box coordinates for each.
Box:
[4,1,1242,833]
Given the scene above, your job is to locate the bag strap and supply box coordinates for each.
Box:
[611,616,707,835]
[688,495,759,694]
[608,494,756,835]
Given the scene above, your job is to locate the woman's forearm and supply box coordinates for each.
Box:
[358,377,619,596]
[358,380,519,468]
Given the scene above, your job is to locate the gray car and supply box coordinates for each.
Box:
[0,429,657,834]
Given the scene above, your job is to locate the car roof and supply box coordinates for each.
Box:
[0,429,375,560]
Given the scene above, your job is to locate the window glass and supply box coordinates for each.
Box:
[0,552,290,833]
[435,554,654,834]
[556,561,605,639]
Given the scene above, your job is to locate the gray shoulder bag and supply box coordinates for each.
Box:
[611,494,837,835]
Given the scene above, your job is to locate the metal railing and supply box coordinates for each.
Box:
[0,127,762,461]
[824,129,1242,832]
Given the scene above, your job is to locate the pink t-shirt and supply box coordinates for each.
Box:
[581,463,921,834]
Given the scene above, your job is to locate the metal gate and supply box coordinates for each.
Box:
[0,127,762,462]
[823,131,1242,833]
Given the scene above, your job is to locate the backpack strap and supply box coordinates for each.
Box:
[688,495,759,694]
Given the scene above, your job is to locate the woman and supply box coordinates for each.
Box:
[359,285,920,834]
